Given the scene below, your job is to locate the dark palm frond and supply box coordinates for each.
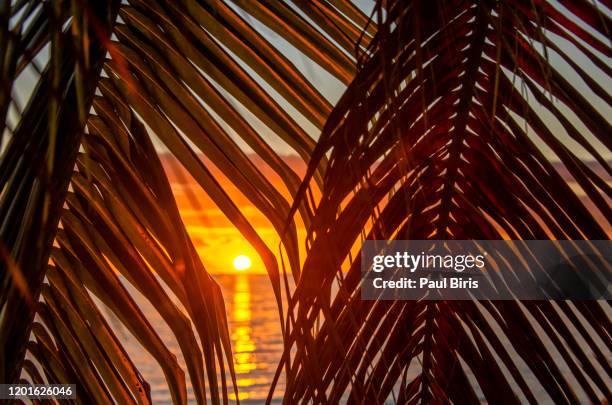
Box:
[0,0,120,385]
[284,0,611,403]
[46,98,232,403]
[0,0,374,403]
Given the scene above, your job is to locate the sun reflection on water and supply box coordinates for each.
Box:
[231,275,257,399]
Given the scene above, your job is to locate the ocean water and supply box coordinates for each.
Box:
[116,274,284,404]
[218,274,285,403]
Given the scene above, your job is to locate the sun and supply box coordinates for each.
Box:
[233,255,252,271]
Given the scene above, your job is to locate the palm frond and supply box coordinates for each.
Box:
[284,1,611,403]
[0,0,374,402]
[0,0,120,384]
[47,102,231,403]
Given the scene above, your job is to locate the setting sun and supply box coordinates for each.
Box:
[233,255,252,271]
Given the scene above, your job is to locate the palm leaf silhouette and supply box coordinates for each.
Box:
[0,0,371,403]
[0,0,610,404]
[283,1,611,403]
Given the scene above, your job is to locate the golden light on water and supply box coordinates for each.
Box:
[233,255,252,271]
[232,275,257,400]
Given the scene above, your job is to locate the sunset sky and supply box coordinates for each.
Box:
[162,154,308,274]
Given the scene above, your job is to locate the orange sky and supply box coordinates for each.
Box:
[162,153,307,274]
